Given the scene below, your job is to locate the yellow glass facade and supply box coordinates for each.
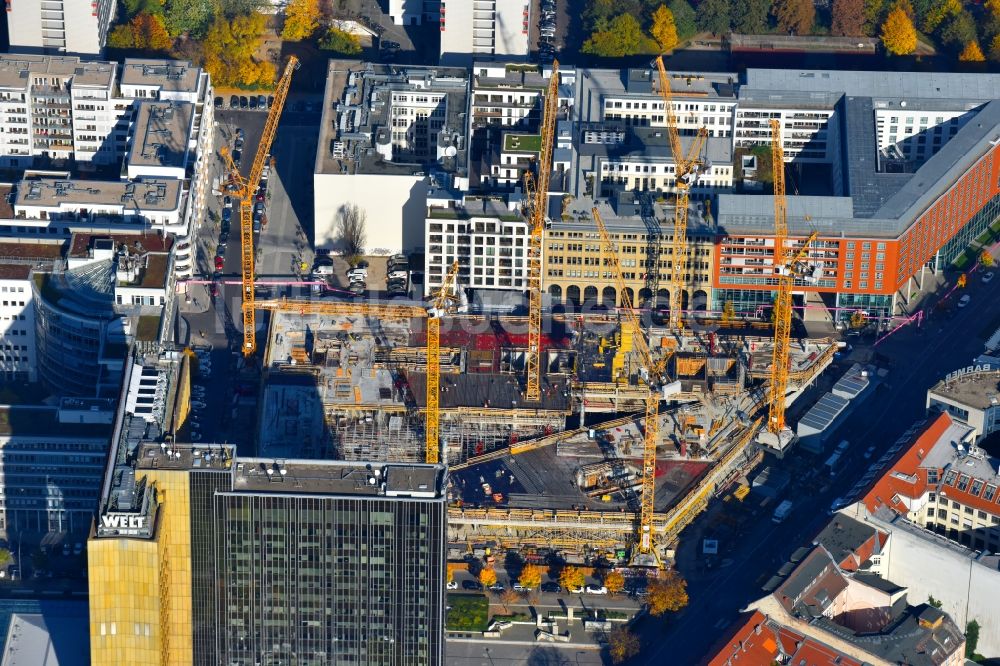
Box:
[88,468,194,666]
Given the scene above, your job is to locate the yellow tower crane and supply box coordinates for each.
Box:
[425,261,461,464]
[592,207,668,567]
[221,56,299,357]
[524,61,560,402]
[654,56,708,331]
[767,119,818,434]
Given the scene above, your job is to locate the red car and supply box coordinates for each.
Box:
[214,255,224,271]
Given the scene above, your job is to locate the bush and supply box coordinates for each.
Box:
[446,594,490,632]
[319,27,362,55]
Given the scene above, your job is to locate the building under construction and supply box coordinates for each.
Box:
[258,305,837,562]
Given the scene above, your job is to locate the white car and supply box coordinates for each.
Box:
[512,584,532,592]
[585,585,608,595]
[958,295,971,308]
[387,270,408,281]
[446,580,458,590]
[983,271,995,284]
[570,586,585,594]
[347,267,368,281]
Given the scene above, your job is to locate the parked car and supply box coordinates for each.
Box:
[446,580,459,590]
[312,256,334,276]
[347,266,368,281]
[239,96,249,109]
[214,96,223,108]
[252,218,262,233]
[249,96,258,109]
[488,583,505,592]
[349,282,366,297]
[512,584,532,592]
[214,255,225,271]
[983,271,995,283]
[585,585,608,595]
[540,581,560,593]
[230,94,239,108]
[267,95,275,108]
[223,195,233,208]
[462,580,483,591]
[234,135,245,150]
[232,149,242,165]
[958,294,971,308]
[218,231,229,247]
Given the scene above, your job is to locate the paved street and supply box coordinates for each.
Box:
[633,256,1000,664]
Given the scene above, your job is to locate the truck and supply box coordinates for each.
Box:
[772,500,794,523]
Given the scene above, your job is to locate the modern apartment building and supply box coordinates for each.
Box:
[0,400,112,537]
[425,193,528,295]
[440,0,530,66]
[89,350,448,666]
[315,61,469,255]
[6,0,116,55]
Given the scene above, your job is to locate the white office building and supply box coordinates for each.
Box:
[6,0,116,55]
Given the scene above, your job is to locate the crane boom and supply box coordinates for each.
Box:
[655,57,708,331]
[426,261,460,464]
[525,61,560,402]
[224,57,298,357]
[593,207,663,564]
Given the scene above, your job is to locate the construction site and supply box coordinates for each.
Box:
[234,57,840,567]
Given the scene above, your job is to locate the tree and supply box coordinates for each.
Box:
[122,0,164,16]
[669,0,698,40]
[336,203,367,258]
[651,5,679,51]
[608,625,641,664]
[647,570,688,616]
[108,24,137,48]
[920,0,959,33]
[604,570,626,595]
[163,0,212,38]
[773,0,815,34]
[697,0,732,35]
[130,12,174,51]
[722,300,736,323]
[558,566,586,591]
[518,564,543,590]
[319,27,362,55]
[731,0,771,33]
[966,620,981,658]
[832,0,865,36]
[981,250,995,267]
[202,14,275,88]
[863,0,886,36]
[478,567,497,588]
[940,11,976,49]
[927,595,942,608]
[499,588,520,611]
[219,0,267,15]
[582,13,659,57]
[0,549,11,568]
[446,568,455,583]
[849,310,867,329]
[880,7,917,55]
[959,40,985,61]
[281,0,321,41]
[990,34,1000,62]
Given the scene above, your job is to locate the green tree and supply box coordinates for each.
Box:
[318,27,362,54]
[697,0,733,35]
[108,24,137,48]
[880,7,917,54]
[281,0,321,41]
[927,595,942,608]
[582,13,659,56]
[940,11,976,49]
[731,0,771,33]
[832,0,865,36]
[920,0,959,33]
[651,5,679,51]
[863,0,887,35]
[966,620,980,658]
[669,0,698,40]
[218,0,266,16]
[163,0,212,37]
[773,0,815,34]
[0,549,11,568]
[122,0,164,17]
[608,625,641,663]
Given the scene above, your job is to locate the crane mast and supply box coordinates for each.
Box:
[525,61,560,402]
[655,56,708,331]
[220,57,298,357]
[592,207,665,565]
[425,261,461,464]
[767,119,817,433]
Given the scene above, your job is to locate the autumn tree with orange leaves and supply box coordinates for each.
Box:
[647,570,689,616]
[881,7,917,55]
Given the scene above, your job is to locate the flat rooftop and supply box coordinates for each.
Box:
[120,59,202,94]
[15,178,182,213]
[316,59,469,177]
[928,368,1000,411]
[232,458,446,498]
[0,54,115,90]
[69,232,172,257]
[127,101,194,170]
[0,405,111,439]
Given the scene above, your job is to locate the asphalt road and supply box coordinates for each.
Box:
[632,262,1000,665]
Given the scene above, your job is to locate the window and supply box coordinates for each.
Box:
[971,480,984,496]
[944,470,957,486]
[984,484,997,502]
[957,475,970,492]
[927,469,939,484]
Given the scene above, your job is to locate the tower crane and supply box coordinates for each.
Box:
[592,207,667,567]
[524,61,560,402]
[654,56,708,331]
[220,56,299,357]
[425,261,462,464]
[767,118,818,434]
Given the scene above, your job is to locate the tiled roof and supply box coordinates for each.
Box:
[701,610,864,666]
